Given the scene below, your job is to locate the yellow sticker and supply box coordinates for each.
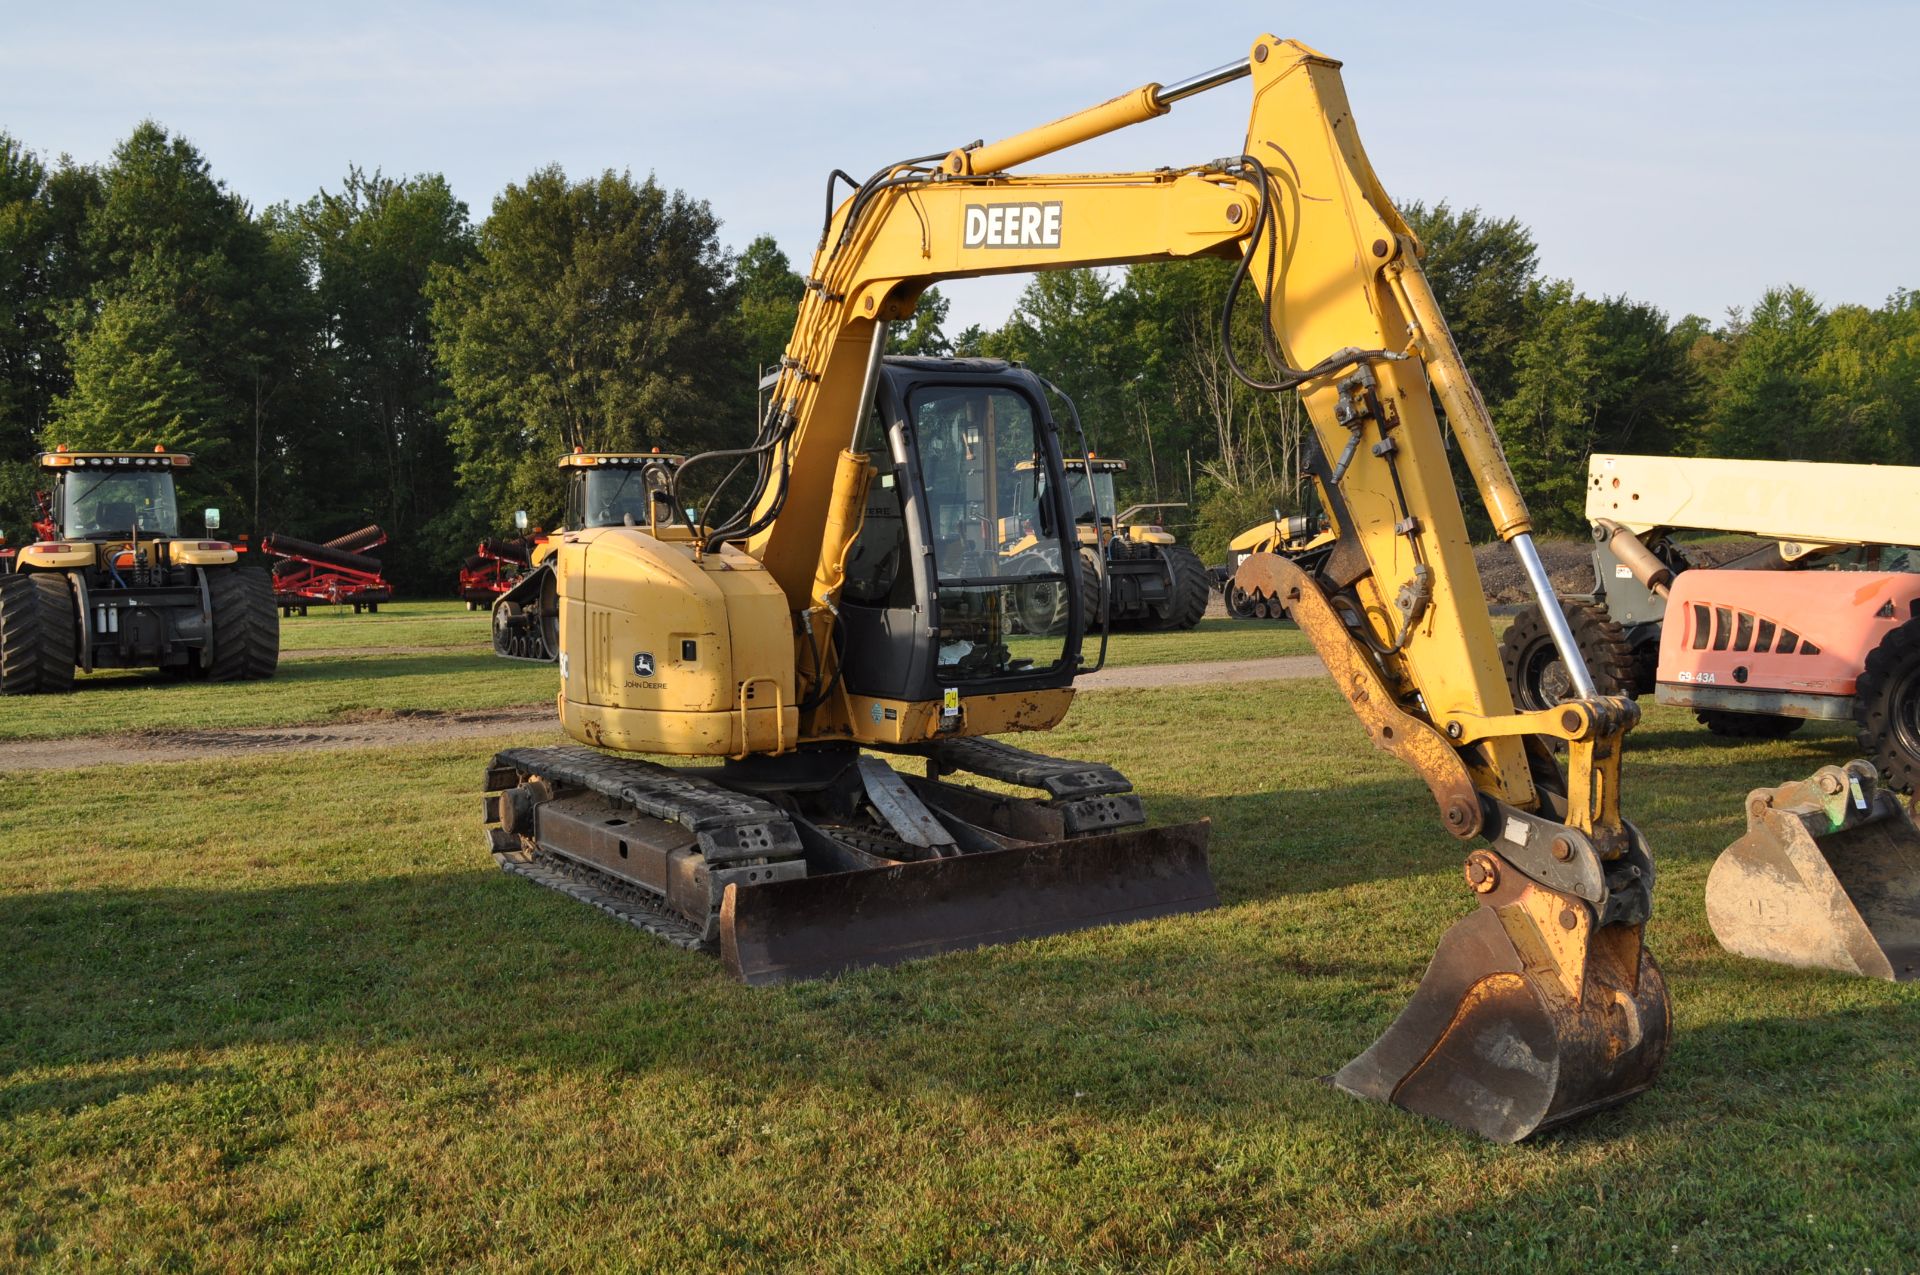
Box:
[943,688,960,714]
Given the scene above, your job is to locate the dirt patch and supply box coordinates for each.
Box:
[1473,535,1770,607]
[0,658,1332,771]
[0,706,554,772]
[1076,655,1323,690]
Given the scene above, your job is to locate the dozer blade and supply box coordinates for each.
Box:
[721,821,1215,986]
[1707,760,1920,980]
[1332,847,1671,1143]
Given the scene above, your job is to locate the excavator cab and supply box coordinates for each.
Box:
[838,359,1085,694]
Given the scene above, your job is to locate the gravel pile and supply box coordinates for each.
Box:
[1473,536,1770,607]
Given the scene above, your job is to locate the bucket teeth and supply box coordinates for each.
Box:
[1333,847,1671,1143]
[1707,761,1920,980]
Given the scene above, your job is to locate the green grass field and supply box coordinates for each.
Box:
[3,635,1915,1269]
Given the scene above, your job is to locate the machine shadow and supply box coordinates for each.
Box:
[0,860,1477,1124]
[6,862,1914,1152]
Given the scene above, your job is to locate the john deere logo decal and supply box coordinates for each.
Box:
[634,652,655,677]
[963,202,1062,249]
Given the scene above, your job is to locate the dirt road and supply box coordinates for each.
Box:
[0,656,1329,770]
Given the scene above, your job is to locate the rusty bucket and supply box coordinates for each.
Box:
[1707,760,1920,981]
[1333,840,1671,1143]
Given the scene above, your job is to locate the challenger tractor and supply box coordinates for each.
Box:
[1001,455,1210,635]
[491,449,684,661]
[0,447,278,693]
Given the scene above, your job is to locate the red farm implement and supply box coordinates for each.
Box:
[265,525,392,616]
[458,537,536,611]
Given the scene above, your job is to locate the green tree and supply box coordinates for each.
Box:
[275,169,473,585]
[887,287,951,356]
[1704,285,1827,459]
[0,134,102,523]
[737,233,804,378]
[1495,280,1603,533]
[1400,200,1538,405]
[430,166,745,527]
[52,122,312,534]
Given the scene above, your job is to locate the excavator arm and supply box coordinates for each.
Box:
[694,36,1670,1140]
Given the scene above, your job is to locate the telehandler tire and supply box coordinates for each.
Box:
[1500,598,1634,711]
[1695,709,1803,741]
[0,572,76,694]
[1854,616,1920,793]
[1151,545,1210,631]
[204,567,280,682]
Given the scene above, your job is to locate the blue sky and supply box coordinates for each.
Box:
[5,1,1915,333]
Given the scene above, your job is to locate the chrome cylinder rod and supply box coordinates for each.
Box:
[1512,531,1598,700]
[852,319,891,451]
[1154,58,1251,107]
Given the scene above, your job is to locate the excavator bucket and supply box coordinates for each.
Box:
[1707,760,1920,980]
[1332,841,1671,1143]
[722,821,1217,985]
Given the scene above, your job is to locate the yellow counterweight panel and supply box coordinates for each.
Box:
[555,528,798,757]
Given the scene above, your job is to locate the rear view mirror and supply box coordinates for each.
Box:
[204,508,222,532]
[513,509,529,532]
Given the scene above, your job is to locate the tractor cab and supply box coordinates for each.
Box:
[559,451,688,534]
[42,448,190,542]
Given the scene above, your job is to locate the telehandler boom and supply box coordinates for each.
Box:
[482,35,1670,1141]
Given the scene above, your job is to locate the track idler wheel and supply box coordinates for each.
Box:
[1333,849,1671,1143]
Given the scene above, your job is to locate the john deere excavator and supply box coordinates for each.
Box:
[482,35,1670,1142]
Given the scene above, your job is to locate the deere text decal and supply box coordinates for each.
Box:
[963,202,1063,249]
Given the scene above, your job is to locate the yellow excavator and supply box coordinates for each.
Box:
[482,35,1670,1142]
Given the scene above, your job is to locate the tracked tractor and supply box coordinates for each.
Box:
[1502,452,1920,981]
[1000,455,1209,636]
[481,36,1671,1142]
[0,447,278,692]
[491,450,684,662]
[1219,513,1332,619]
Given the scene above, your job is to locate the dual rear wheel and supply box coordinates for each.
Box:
[0,566,277,693]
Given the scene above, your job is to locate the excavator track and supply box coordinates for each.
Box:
[483,743,1216,984]
[499,849,714,950]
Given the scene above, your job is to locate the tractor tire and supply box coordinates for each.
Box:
[1696,709,1804,740]
[1629,638,1661,699]
[1853,616,1920,793]
[1500,598,1634,711]
[204,567,279,682]
[1150,545,1210,631]
[1075,547,1107,637]
[0,573,76,694]
[1008,551,1070,636]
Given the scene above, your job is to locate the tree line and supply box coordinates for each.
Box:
[3,122,1913,589]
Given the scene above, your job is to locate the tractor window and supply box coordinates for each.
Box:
[62,470,179,539]
[580,467,675,529]
[907,384,1068,680]
[1051,469,1117,524]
